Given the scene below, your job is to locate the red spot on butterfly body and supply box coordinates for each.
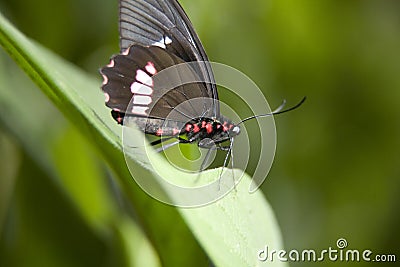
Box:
[172,128,180,135]
[222,121,229,132]
[185,124,193,132]
[193,124,200,133]
[156,129,163,136]
[206,123,213,134]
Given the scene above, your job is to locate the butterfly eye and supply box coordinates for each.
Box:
[230,126,241,136]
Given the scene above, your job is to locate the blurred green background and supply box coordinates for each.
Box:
[0,0,399,266]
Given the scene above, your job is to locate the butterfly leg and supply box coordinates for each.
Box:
[194,146,219,184]
[199,148,214,172]
[218,138,236,190]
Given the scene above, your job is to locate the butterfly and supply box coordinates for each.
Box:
[100,0,305,173]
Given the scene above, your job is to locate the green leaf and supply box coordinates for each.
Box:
[181,172,286,267]
[0,33,161,267]
[0,11,286,266]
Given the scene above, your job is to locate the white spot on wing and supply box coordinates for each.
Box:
[152,40,165,49]
[152,36,172,49]
[122,47,130,55]
[133,95,152,105]
[107,59,115,67]
[101,74,108,85]
[145,62,157,75]
[165,36,172,45]
[104,93,110,103]
[132,106,149,115]
[130,82,153,95]
[136,69,153,86]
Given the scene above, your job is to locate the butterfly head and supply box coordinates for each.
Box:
[229,125,241,137]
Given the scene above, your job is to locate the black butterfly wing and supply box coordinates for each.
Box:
[101,44,216,135]
[120,0,206,62]
[119,0,219,117]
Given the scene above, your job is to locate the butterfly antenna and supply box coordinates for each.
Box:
[237,96,306,125]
